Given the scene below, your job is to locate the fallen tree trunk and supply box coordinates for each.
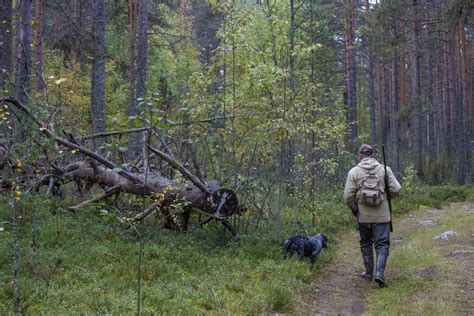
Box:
[3,98,242,234]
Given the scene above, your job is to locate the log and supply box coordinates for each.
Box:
[3,98,242,232]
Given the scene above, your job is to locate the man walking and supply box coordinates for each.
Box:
[343,144,401,287]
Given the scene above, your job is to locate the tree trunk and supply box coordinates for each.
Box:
[425,0,435,164]
[128,0,148,158]
[365,0,377,147]
[15,0,33,106]
[71,0,80,63]
[34,0,46,91]
[458,14,472,183]
[344,0,357,147]
[0,0,13,98]
[13,1,22,97]
[390,21,399,177]
[451,30,464,184]
[399,22,410,154]
[289,0,296,96]
[471,18,474,138]
[379,61,389,147]
[411,0,423,177]
[443,25,453,155]
[129,0,137,139]
[5,97,242,233]
[90,0,107,136]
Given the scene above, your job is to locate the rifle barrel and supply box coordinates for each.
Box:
[382,146,394,232]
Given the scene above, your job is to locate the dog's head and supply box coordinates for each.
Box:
[320,234,328,248]
[311,233,328,248]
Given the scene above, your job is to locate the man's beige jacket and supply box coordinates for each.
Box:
[343,157,401,223]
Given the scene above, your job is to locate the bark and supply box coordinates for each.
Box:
[399,48,410,153]
[15,0,33,106]
[13,1,21,96]
[435,58,443,156]
[390,21,399,177]
[71,0,80,63]
[289,0,296,96]
[365,0,377,147]
[344,0,357,147]
[128,0,137,147]
[411,0,423,176]
[128,0,148,158]
[451,30,464,184]
[379,61,389,146]
[443,24,453,155]
[90,0,107,135]
[0,0,13,98]
[34,0,46,91]
[471,18,474,138]
[425,0,435,163]
[458,14,472,183]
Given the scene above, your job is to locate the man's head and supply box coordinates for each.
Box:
[358,144,374,160]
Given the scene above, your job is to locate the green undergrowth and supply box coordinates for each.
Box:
[0,184,472,314]
[393,184,474,215]
[0,193,340,314]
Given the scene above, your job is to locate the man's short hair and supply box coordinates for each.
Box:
[359,144,374,157]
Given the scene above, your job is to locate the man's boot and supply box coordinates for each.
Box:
[360,252,373,280]
[359,223,374,280]
[374,249,389,287]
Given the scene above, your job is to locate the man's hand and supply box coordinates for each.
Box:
[351,203,359,217]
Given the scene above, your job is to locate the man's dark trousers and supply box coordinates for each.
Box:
[359,222,390,286]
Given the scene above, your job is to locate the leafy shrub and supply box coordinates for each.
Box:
[429,186,467,202]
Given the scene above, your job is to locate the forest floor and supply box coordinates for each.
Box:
[297,202,474,315]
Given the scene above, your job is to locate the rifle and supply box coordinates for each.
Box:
[382,146,393,232]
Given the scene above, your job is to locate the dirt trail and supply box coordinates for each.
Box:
[297,202,474,315]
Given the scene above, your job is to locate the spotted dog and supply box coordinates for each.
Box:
[282,234,328,263]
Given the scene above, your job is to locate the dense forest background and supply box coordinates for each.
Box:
[0,0,473,314]
[1,0,472,188]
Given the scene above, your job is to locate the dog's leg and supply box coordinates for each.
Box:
[310,250,321,263]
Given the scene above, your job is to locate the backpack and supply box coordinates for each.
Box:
[357,165,384,207]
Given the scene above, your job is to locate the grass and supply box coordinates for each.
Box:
[366,198,474,315]
[0,193,323,314]
[0,184,472,314]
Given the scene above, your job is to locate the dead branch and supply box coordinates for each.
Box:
[69,185,122,211]
[77,127,149,141]
[147,144,209,194]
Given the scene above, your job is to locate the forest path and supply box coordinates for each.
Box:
[296,202,474,315]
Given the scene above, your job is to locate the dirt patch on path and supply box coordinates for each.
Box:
[296,229,378,315]
[297,202,474,315]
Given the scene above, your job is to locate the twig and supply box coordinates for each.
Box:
[68,185,121,211]
[133,200,163,222]
[77,127,149,141]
